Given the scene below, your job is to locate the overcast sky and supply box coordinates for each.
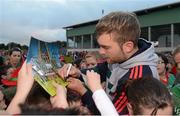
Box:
[0,0,179,45]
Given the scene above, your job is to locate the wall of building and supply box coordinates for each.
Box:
[65,4,180,52]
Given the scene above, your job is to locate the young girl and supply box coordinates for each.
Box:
[157,53,176,88]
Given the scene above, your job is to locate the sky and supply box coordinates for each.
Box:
[0,0,179,45]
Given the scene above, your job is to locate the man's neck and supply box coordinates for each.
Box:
[127,47,139,59]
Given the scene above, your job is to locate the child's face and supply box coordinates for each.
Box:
[80,61,86,69]
[86,57,97,69]
[157,57,166,75]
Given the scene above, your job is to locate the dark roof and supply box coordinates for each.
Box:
[63,19,99,29]
[134,1,180,15]
[64,1,180,29]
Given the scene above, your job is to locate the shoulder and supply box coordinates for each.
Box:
[127,65,154,79]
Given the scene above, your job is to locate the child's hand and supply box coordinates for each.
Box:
[1,75,7,79]
[7,68,15,74]
[86,70,102,93]
[50,83,68,109]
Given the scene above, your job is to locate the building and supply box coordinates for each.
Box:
[64,2,180,52]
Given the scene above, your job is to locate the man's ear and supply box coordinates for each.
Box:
[122,41,134,54]
[127,103,133,115]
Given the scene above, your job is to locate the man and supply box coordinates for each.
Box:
[59,11,159,115]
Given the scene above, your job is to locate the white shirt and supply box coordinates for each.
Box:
[92,89,119,116]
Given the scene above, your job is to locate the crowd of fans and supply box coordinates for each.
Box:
[0,45,179,115]
[0,11,179,115]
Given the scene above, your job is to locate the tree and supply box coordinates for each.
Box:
[21,45,29,51]
[0,43,6,50]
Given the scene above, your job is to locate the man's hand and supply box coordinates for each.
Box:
[58,64,81,80]
[67,77,87,96]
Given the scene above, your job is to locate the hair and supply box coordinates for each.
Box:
[20,104,91,115]
[73,58,82,69]
[85,51,97,60]
[9,47,22,56]
[66,89,81,106]
[126,77,173,115]
[157,52,169,71]
[25,82,51,109]
[0,56,4,65]
[96,11,140,47]
[172,45,180,58]
[24,83,88,114]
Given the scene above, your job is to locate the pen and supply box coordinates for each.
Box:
[66,63,72,77]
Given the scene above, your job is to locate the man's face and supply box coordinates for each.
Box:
[97,33,126,64]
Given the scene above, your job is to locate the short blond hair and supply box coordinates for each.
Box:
[96,11,140,47]
[85,51,97,60]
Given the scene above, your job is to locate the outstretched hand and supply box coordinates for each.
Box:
[16,61,34,97]
[86,70,102,93]
[6,61,34,114]
[50,82,68,109]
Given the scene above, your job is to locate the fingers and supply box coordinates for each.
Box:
[52,82,67,96]
[50,96,55,105]
[86,70,100,79]
[19,61,33,79]
[52,81,58,88]
[66,77,78,88]
[66,77,74,82]
[68,66,75,76]
[58,64,80,80]
[50,82,68,109]
[58,64,69,79]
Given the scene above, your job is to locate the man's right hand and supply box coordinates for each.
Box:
[67,77,87,96]
[58,63,81,80]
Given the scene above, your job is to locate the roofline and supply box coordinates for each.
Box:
[134,1,180,15]
[63,19,99,29]
[63,1,180,29]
